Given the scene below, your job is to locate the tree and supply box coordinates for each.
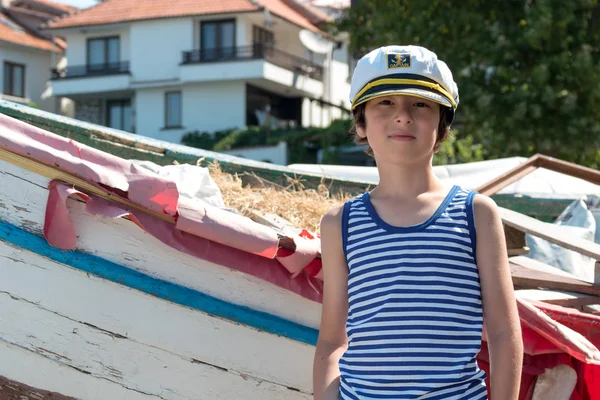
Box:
[337,0,600,168]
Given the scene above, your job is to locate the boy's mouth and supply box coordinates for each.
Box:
[388,132,416,141]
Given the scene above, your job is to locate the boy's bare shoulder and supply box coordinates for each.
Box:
[320,203,345,234]
[472,193,500,221]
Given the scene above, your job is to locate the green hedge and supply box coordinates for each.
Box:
[182,121,487,165]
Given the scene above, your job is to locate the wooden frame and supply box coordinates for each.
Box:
[476,153,600,297]
[476,153,600,196]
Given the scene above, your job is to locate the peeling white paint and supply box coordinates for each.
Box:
[0,241,314,398]
[0,157,321,397]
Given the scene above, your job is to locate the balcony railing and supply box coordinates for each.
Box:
[181,44,323,81]
[51,61,130,80]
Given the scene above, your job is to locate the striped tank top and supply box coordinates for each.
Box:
[339,185,487,400]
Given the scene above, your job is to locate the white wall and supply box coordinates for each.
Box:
[0,42,58,113]
[298,43,351,128]
[329,42,351,119]
[52,74,130,96]
[130,18,193,82]
[222,141,287,165]
[180,59,264,83]
[135,81,246,143]
[62,33,85,66]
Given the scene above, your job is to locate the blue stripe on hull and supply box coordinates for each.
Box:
[0,220,318,345]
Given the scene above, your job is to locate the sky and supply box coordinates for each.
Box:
[51,0,97,9]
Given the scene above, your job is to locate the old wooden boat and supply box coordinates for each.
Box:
[1,100,600,399]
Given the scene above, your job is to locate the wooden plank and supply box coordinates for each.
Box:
[537,154,600,186]
[0,293,311,400]
[516,289,600,308]
[504,224,527,251]
[0,241,315,395]
[0,341,154,400]
[477,153,600,196]
[500,206,600,260]
[507,247,530,257]
[542,297,600,307]
[510,259,600,296]
[477,161,538,196]
[510,256,583,278]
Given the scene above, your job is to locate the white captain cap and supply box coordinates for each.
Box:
[350,45,459,122]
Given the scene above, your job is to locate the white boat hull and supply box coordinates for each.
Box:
[0,157,319,398]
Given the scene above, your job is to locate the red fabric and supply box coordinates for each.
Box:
[477,299,600,399]
[176,197,280,258]
[45,184,323,302]
[44,182,90,249]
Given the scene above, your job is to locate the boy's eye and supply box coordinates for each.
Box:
[415,102,429,108]
[378,100,393,105]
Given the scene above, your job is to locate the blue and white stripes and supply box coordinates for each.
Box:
[339,186,487,399]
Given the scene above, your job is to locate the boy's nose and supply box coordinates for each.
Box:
[394,106,413,123]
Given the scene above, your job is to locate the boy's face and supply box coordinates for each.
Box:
[357,94,441,164]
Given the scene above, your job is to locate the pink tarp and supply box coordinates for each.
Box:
[0,113,323,302]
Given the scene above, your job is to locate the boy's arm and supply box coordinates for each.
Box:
[313,205,349,400]
[474,195,523,400]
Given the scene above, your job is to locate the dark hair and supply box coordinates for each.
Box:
[351,103,452,157]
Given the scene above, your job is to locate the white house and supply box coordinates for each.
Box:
[45,0,353,147]
[0,0,73,114]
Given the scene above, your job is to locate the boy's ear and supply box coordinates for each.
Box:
[356,124,367,139]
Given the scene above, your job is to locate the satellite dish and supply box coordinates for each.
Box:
[299,29,333,54]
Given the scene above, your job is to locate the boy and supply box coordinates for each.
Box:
[313,45,523,399]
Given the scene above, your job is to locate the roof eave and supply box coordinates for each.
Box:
[0,38,62,53]
[42,9,264,32]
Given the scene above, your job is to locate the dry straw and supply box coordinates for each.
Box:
[203,159,353,233]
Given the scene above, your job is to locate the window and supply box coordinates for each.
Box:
[87,37,120,70]
[252,26,274,47]
[107,99,132,132]
[165,91,182,128]
[3,62,25,98]
[201,20,235,59]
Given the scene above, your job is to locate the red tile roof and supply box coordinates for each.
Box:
[45,0,327,33]
[0,11,63,52]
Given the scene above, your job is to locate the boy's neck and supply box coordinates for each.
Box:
[373,160,446,199]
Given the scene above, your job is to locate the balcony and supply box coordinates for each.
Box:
[50,62,131,97]
[182,45,323,81]
[51,62,131,80]
[180,44,324,97]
